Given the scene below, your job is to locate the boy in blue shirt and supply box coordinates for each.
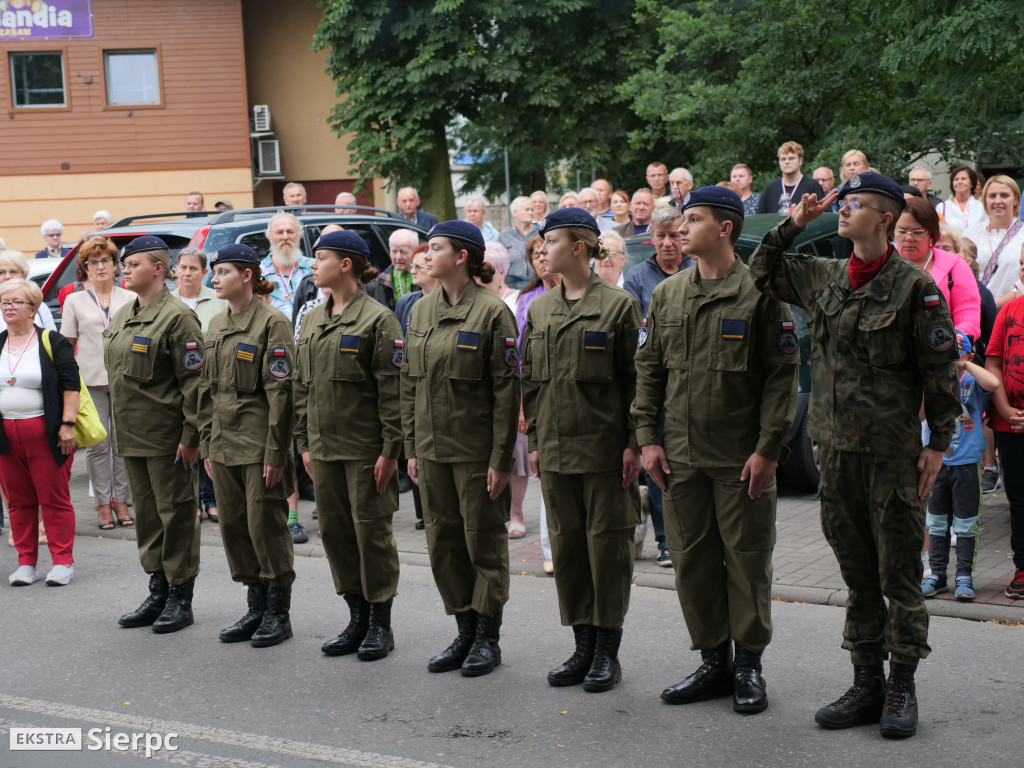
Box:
[921,330,1001,600]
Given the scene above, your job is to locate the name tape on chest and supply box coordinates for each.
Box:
[778,320,798,355]
[721,318,747,341]
[130,336,150,355]
[182,340,204,371]
[504,336,519,367]
[268,347,290,378]
[584,330,608,351]
[392,338,404,368]
[339,334,361,354]
[235,343,257,363]
[456,330,480,351]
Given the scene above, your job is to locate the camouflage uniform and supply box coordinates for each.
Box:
[749,217,960,666]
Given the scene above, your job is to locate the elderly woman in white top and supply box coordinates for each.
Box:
[0,251,56,332]
[0,279,80,586]
[60,236,137,530]
[966,175,1024,300]
[595,231,627,288]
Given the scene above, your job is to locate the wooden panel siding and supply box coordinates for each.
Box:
[0,0,250,176]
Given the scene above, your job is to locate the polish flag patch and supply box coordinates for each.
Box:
[924,294,941,307]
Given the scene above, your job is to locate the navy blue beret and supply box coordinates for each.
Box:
[837,171,907,211]
[427,220,485,251]
[313,229,370,258]
[680,186,744,217]
[210,243,260,267]
[538,207,600,237]
[121,235,169,260]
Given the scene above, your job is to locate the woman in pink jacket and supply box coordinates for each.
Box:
[895,197,981,340]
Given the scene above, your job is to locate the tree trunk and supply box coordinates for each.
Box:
[421,123,457,221]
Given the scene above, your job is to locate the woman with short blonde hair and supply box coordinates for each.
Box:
[0,251,56,332]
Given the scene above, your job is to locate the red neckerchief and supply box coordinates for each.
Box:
[848,244,892,291]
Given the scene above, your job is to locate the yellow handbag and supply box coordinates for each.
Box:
[41,329,108,449]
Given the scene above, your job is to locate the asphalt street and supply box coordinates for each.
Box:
[1,534,1021,768]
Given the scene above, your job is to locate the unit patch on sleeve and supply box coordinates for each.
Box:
[268,347,291,378]
[504,336,519,367]
[392,338,404,368]
[777,321,798,355]
[182,340,204,371]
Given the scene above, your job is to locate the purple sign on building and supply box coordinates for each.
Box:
[0,0,93,40]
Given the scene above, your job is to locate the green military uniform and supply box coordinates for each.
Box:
[104,285,203,585]
[749,217,960,666]
[632,257,798,653]
[294,289,404,602]
[198,295,296,589]
[401,279,520,617]
[522,271,642,629]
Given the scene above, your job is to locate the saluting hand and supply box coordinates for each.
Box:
[263,464,284,488]
[622,448,641,490]
[641,444,670,492]
[374,456,397,494]
[740,452,777,499]
[791,190,839,228]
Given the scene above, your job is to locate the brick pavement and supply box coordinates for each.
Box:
[57,461,1023,622]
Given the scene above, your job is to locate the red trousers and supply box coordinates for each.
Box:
[0,417,75,567]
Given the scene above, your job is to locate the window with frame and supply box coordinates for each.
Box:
[9,51,67,108]
[104,49,160,106]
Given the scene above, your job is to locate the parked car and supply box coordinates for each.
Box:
[623,213,847,492]
[41,205,427,323]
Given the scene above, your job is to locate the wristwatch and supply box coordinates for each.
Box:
[61,420,76,427]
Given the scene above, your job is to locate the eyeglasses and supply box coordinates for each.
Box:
[0,269,23,278]
[410,264,427,272]
[0,300,30,309]
[85,257,114,268]
[836,199,885,214]
[894,228,929,240]
[600,250,626,259]
[121,259,154,271]
[44,233,62,239]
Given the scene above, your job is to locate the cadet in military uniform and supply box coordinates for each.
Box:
[749,172,961,738]
[197,244,296,648]
[401,220,520,677]
[521,208,642,692]
[294,231,404,662]
[105,236,204,633]
[632,187,798,714]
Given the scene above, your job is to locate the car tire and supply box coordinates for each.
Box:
[780,408,819,493]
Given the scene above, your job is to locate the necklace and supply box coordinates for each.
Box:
[5,329,37,385]
[89,288,113,328]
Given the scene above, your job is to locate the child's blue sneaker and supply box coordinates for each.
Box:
[921,574,948,597]
[954,575,975,600]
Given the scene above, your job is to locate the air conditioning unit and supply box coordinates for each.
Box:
[258,139,280,175]
[253,104,271,133]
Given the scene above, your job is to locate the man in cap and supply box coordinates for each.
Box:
[748,172,961,738]
[633,187,798,715]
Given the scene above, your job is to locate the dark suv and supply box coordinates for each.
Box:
[624,213,847,492]
[41,205,428,322]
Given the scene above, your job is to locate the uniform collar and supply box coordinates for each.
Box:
[226,294,263,332]
[839,244,898,300]
[551,270,605,320]
[318,287,368,328]
[688,255,745,300]
[435,278,480,321]
[128,284,172,323]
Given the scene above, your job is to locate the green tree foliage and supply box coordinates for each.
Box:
[624,0,1024,188]
[313,0,640,217]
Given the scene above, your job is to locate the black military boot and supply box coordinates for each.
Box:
[321,593,370,656]
[732,644,768,713]
[460,610,502,677]
[152,577,195,634]
[814,664,885,729]
[547,625,597,687]
[251,587,293,647]
[219,583,268,643]
[428,612,477,673]
[879,662,919,738]
[583,627,623,693]
[119,571,168,628]
[661,641,733,704]
[357,599,395,661]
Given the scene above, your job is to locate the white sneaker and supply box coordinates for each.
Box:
[45,564,74,586]
[9,565,39,586]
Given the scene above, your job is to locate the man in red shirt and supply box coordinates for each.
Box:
[984,295,1024,598]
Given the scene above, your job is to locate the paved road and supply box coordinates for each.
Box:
[2,535,1022,767]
